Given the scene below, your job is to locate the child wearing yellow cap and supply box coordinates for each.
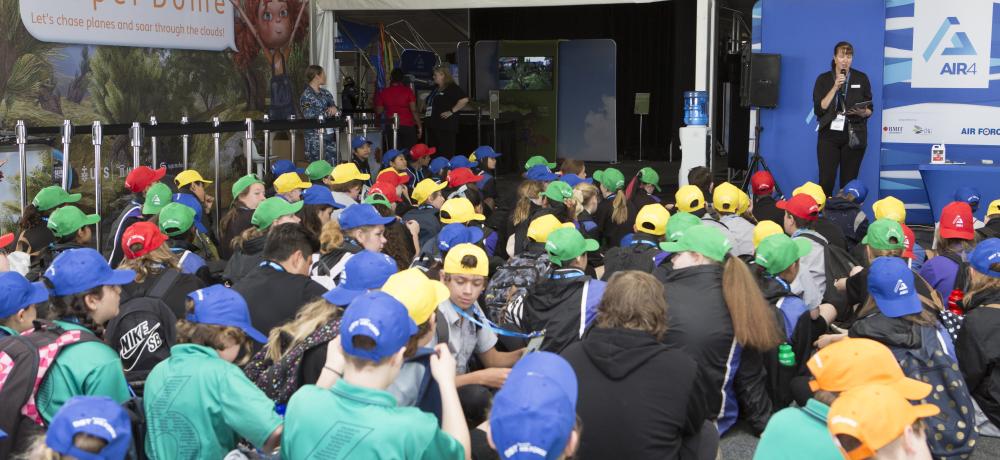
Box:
[713,182,756,256]
[602,204,670,280]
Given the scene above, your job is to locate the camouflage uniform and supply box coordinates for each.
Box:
[300,86,338,162]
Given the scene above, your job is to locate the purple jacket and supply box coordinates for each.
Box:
[919,255,961,303]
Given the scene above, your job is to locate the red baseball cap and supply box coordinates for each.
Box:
[369,181,401,203]
[776,193,819,221]
[940,201,975,240]
[125,166,166,193]
[0,232,14,248]
[751,171,775,196]
[448,167,483,188]
[409,144,437,160]
[900,222,916,260]
[376,168,410,188]
[122,221,168,259]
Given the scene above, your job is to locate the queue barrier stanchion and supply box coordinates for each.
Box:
[345,116,354,164]
[289,115,297,165]
[244,118,254,176]
[181,116,189,169]
[333,116,340,164]
[61,119,72,190]
[150,116,158,168]
[212,116,221,231]
[92,121,103,253]
[317,114,325,161]
[392,113,399,150]
[16,120,27,214]
[262,115,271,176]
[130,122,142,169]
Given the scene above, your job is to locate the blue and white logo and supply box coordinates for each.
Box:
[923,17,977,62]
[912,1,992,89]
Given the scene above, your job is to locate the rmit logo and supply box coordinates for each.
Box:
[924,17,979,75]
[883,126,903,133]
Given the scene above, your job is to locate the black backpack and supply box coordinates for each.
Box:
[601,244,666,281]
[244,317,341,405]
[482,252,552,327]
[0,320,101,458]
[799,232,857,316]
[941,252,972,313]
[104,270,180,395]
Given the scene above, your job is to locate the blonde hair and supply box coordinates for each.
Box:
[319,220,345,254]
[596,271,668,340]
[22,433,107,460]
[611,192,629,225]
[231,226,265,251]
[512,180,545,226]
[434,66,456,87]
[573,182,599,217]
[265,299,342,362]
[965,267,1000,306]
[721,256,783,350]
[176,300,252,365]
[118,245,180,283]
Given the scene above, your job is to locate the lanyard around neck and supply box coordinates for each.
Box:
[451,303,542,338]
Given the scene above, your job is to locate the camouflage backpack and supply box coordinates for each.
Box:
[482,251,552,328]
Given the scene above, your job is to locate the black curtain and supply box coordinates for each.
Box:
[470,1,696,161]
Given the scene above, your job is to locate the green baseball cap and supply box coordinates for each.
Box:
[545,227,599,266]
[541,180,574,202]
[232,174,264,199]
[861,218,906,251]
[639,167,661,191]
[305,160,334,181]
[47,205,100,238]
[593,168,625,191]
[754,233,812,275]
[364,193,391,208]
[665,212,702,242]
[158,202,196,237]
[659,224,731,262]
[251,197,304,230]
[142,183,172,215]
[32,185,81,212]
[524,155,556,170]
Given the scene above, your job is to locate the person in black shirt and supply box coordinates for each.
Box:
[425,66,469,157]
[813,41,873,197]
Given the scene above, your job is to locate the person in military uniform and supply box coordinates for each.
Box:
[301,65,339,163]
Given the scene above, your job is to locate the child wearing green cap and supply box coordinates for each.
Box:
[19,185,82,277]
[631,166,662,209]
[592,167,634,249]
[45,205,101,265]
[223,197,303,285]
[305,160,335,187]
[220,174,266,259]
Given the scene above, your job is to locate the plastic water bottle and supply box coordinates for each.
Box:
[683,91,708,126]
[778,343,795,367]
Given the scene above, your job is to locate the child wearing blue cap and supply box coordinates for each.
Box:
[956,238,1000,435]
[0,272,47,336]
[298,185,342,242]
[281,292,470,460]
[36,248,134,422]
[28,396,132,460]
[144,285,283,459]
[350,136,375,187]
[824,179,870,249]
[313,204,395,287]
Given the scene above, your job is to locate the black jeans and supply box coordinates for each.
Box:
[817,130,866,197]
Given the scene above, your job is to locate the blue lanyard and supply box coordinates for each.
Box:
[631,239,658,249]
[771,275,791,292]
[451,303,543,338]
[549,269,585,280]
[260,260,285,272]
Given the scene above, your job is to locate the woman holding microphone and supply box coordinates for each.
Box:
[813,41,873,197]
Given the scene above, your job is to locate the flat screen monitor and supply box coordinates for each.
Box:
[498,56,554,90]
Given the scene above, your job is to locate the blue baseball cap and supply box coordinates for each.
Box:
[955,186,982,211]
[186,285,267,343]
[429,157,451,175]
[438,223,485,252]
[46,396,132,460]
[472,146,501,159]
[525,164,559,182]
[352,136,373,150]
[340,291,417,362]
[842,180,868,203]
[449,155,478,169]
[338,203,396,230]
[324,251,399,306]
[382,149,406,167]
[0,272,49,318]
[271,159,304,176]
[171,193,208,233]
[868,257,922,318]
[44,248,135,297]
[490,352,578,460]
[970,238,1000,278]
[302,185,344,208]
[560,174,593,188]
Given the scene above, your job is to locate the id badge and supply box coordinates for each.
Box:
[424,104,434,117]
[831,114,846,132]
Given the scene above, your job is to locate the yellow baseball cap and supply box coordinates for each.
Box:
[175,169,212,187]
[443,243,489,276]
[527,214,574,243]
[987,198,1000,217]
[331,163,371,184]
[737,190,751,215]
[675,185,705,212]
[634,204,670,236]
[872,196,906,222]
[382,268,450,325]
[274,172,312,194]
[793,181,826,211]
[713,182,742,213]
[440,197,486,224]
[753,220,784,248]
[412,179,447,205]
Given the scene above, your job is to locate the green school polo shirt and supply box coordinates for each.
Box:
[282,380,465,460]
[36,320,130,423]
[0,325,18,336]
[753,399,842,460]
[143,344,282,460]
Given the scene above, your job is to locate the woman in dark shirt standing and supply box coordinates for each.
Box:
[425,66,469,158]
[812,41,873,197]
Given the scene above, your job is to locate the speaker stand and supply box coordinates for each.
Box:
[740,108,783,197]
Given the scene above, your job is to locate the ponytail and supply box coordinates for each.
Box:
[611,192,629,225]
[512,180,545,226]
[721,256,783,351]
[319,220,345,254]
[231,226,264,251]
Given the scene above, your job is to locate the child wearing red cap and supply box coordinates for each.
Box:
[920,201,978,303]
[118,222,205,319]
[778,193,828,309]
[751,171,784,227]
[107,166,167,268]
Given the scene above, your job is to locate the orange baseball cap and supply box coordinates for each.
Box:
[807,338,930,399]
[828,383,939,460]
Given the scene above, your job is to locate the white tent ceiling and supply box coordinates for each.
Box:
[316,0,661,11]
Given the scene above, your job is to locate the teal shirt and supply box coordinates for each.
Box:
[0,325,18,336]
[144,344,282,460]
[282,380,465,460]
[36,321,130,422]
[753,399,842,460]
